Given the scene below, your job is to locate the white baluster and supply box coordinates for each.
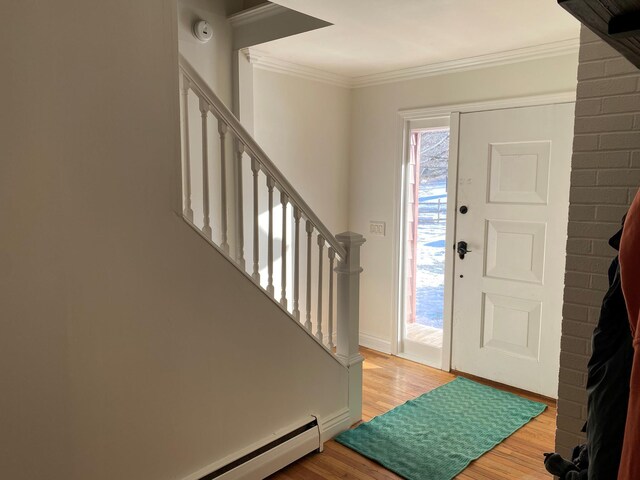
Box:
[218,119,229,254]
[280,192,288,308]
[235,140,245,269]
[180,74,193,221]
[316,235,325,343]
[293,207,301,321]
[251,158,260,283]
[328,247,336,349]
[199,98,212,239]
[266,176,275,297]
[305,220,314,331]
[336,232,366,424]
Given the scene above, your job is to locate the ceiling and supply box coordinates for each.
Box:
[254,0,581,78]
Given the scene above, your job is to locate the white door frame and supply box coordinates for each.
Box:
[391,91,576,372]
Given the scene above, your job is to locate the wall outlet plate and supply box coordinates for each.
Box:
[369,221,386,236]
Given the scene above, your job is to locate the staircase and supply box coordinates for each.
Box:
[178,56,365,478]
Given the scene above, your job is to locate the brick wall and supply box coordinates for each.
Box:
[556,25,640,456]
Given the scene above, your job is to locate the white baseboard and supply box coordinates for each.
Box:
[181,416,318,480]
[217,428,319,480]
[319,407,351,447]
[359,332,392,354]
[181,407,352,480]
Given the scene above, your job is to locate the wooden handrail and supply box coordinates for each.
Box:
[178,55,346,259]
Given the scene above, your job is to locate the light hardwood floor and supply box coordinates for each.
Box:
[268,348,556,479]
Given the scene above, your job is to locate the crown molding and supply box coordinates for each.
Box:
[351,38,580,88]
[246,38,580,89]
[228,3,282,27]
[246,48,353,88]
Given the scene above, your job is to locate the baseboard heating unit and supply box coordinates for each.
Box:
[191,416,320,480]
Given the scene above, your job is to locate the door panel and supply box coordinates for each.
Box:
[482,293,542,359]
[452,103,574,398]
[485,220,546,284]
[488,141,551,204]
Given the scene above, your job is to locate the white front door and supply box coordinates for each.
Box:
[452,103,574,398]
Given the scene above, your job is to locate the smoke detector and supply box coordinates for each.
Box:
[193,20,213,43]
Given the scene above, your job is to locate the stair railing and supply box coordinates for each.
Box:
[178,55,364,422]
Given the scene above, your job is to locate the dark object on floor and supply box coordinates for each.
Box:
[586,225,633,480]
[543,445,589,480]
[543,452,578,477]
[565,470,589,480]
[572,443,589,471]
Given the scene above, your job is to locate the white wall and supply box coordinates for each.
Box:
[253,69,351,234]
[0,1,348,479]
[349,54,580,348]
[249,68,351,338]
[178,0,234,105]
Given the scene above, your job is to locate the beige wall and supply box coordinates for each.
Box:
[349,54,580,348]
[556,26,640,456]
[178,0,235,105]
[253,69,351,234]
[0,2,348,479]
[250,68,351,336]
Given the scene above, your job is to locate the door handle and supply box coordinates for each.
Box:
[457,241,471,259]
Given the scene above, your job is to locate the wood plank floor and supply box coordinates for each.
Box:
[268,348,556,479]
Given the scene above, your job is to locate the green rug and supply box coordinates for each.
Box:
[335,377,546,480]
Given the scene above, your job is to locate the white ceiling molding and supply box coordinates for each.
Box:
[228,3,283,27]
[247,38,579,89]
[246,48,353,88]
[230,3,332,52]
[351,38,580,88]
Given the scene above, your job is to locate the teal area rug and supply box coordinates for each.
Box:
[336,377,546,480]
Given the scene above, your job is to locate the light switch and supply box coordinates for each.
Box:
[369,221,386,236]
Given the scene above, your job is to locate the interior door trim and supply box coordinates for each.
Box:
[398,92,576,121]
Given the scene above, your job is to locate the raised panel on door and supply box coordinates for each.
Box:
[488,141,551,205]
[481,293,542,360]
[485,220,546,284]
[452,103,573,398]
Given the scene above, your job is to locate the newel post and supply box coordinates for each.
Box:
[335,231,366,425]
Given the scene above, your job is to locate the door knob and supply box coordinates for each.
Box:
[457,241,471,259]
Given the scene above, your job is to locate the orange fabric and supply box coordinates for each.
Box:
[619,189,640,480]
